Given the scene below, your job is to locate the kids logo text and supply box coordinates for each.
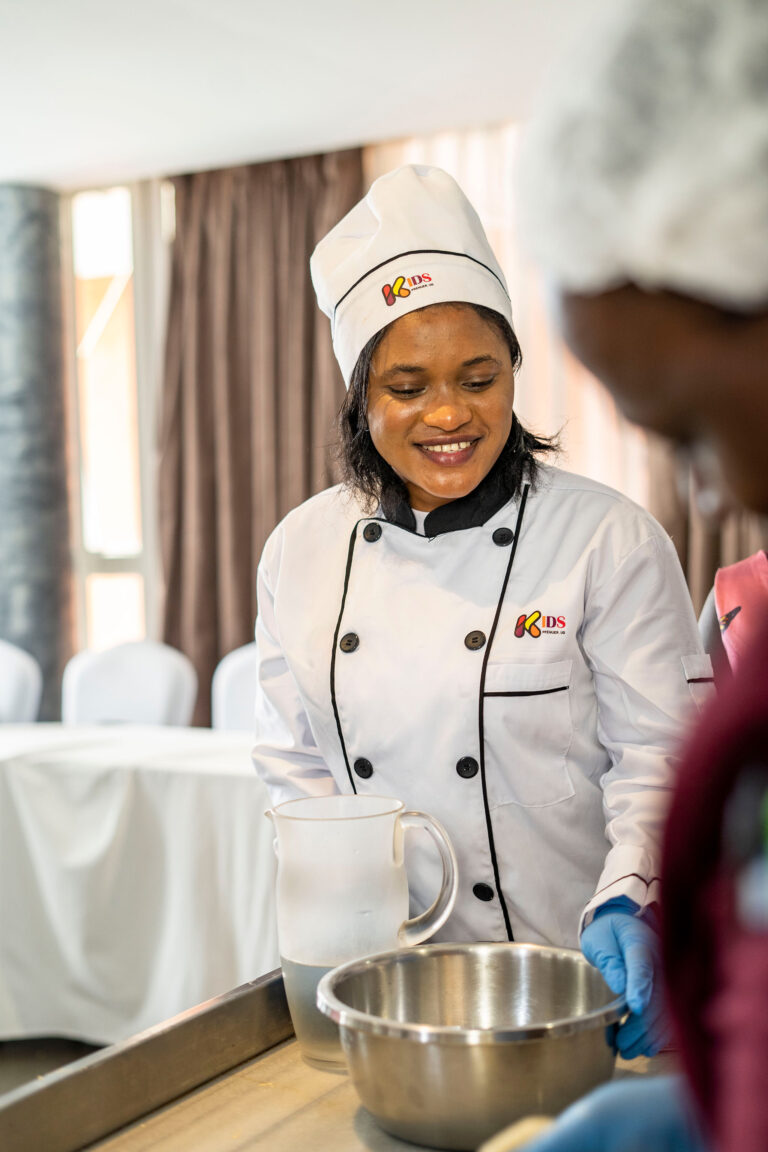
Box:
[515,611,566,639]
[382,273,433,306]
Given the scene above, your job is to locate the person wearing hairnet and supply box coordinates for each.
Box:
[252,163,712,1060]
[517,0,768,1149]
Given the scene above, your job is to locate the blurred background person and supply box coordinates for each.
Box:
[517,0,768,1149]
[699,549,768,683]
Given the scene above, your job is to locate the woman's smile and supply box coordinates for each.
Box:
[366,304,515,512]
[416,436,481,465]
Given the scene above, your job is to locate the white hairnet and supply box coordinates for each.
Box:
[517,0,768,310]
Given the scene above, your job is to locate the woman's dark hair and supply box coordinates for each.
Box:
[337,302,558,516]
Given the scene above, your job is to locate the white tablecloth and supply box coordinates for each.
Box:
[0,724,279,1045]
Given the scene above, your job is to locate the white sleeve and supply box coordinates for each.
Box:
[251,531,339,808]
[578,529,714,933]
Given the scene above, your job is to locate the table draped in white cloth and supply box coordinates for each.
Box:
[0,724,278,1045]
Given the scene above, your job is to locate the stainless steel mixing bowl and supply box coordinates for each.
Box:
[317,942,623,1151]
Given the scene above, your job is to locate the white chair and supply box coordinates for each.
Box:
[211,642,257,730]
[62,640,198,726]
[0,638,43,722]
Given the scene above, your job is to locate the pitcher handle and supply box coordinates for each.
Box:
[397,811,458,947]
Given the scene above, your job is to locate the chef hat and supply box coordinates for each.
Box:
[517,0,768,311]
[311,165,514,385]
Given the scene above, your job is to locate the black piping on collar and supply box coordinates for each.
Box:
[332,248,510,320]
[383,458,518,537]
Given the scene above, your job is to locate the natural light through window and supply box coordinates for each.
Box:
[71,188,145,650]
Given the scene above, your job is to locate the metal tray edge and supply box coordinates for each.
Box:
[0,969,293,1152]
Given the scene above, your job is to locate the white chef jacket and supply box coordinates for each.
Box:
[252,464,712,947]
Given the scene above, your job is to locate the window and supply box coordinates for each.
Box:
[65,183,169,652]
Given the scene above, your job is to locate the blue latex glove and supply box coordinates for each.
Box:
[522,1076,710,1152]
[580,896,670,1058]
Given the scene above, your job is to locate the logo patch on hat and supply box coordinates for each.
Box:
[381,273,433,307]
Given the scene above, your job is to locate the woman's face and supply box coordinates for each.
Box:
[366,304,516,512]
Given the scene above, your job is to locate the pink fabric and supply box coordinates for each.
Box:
[662,618,768,1152]
[714,550,768,673]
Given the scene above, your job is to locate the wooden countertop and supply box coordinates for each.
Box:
[89,1038,678,1152]
[90,1037,409,1151]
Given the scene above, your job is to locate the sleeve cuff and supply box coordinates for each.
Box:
[579,845,661,936]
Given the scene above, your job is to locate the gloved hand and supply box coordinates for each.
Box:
[520,1076,710,1152]
[580,896,670,1058]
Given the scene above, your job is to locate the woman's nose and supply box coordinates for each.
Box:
[423,401,472,430]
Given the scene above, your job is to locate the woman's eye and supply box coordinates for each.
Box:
[389,386,424,397]
[464,378,495,390]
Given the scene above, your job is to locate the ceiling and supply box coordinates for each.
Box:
[0,0,601,190]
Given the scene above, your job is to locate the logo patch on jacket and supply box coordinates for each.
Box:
[718,605,741,633]
[515,611,566,638]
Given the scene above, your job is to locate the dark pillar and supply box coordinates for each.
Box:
[0,185,72,719]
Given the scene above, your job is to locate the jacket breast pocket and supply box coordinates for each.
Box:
[483,659,574,808]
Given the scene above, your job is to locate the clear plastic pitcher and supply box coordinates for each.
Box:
[267,793,458,1069]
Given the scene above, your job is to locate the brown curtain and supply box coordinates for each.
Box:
[159,150,363,724]
[646,435,768,616]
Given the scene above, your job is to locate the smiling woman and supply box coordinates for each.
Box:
[252,165,713,1063]
[339,302,556,519]
[368,304,515,507]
